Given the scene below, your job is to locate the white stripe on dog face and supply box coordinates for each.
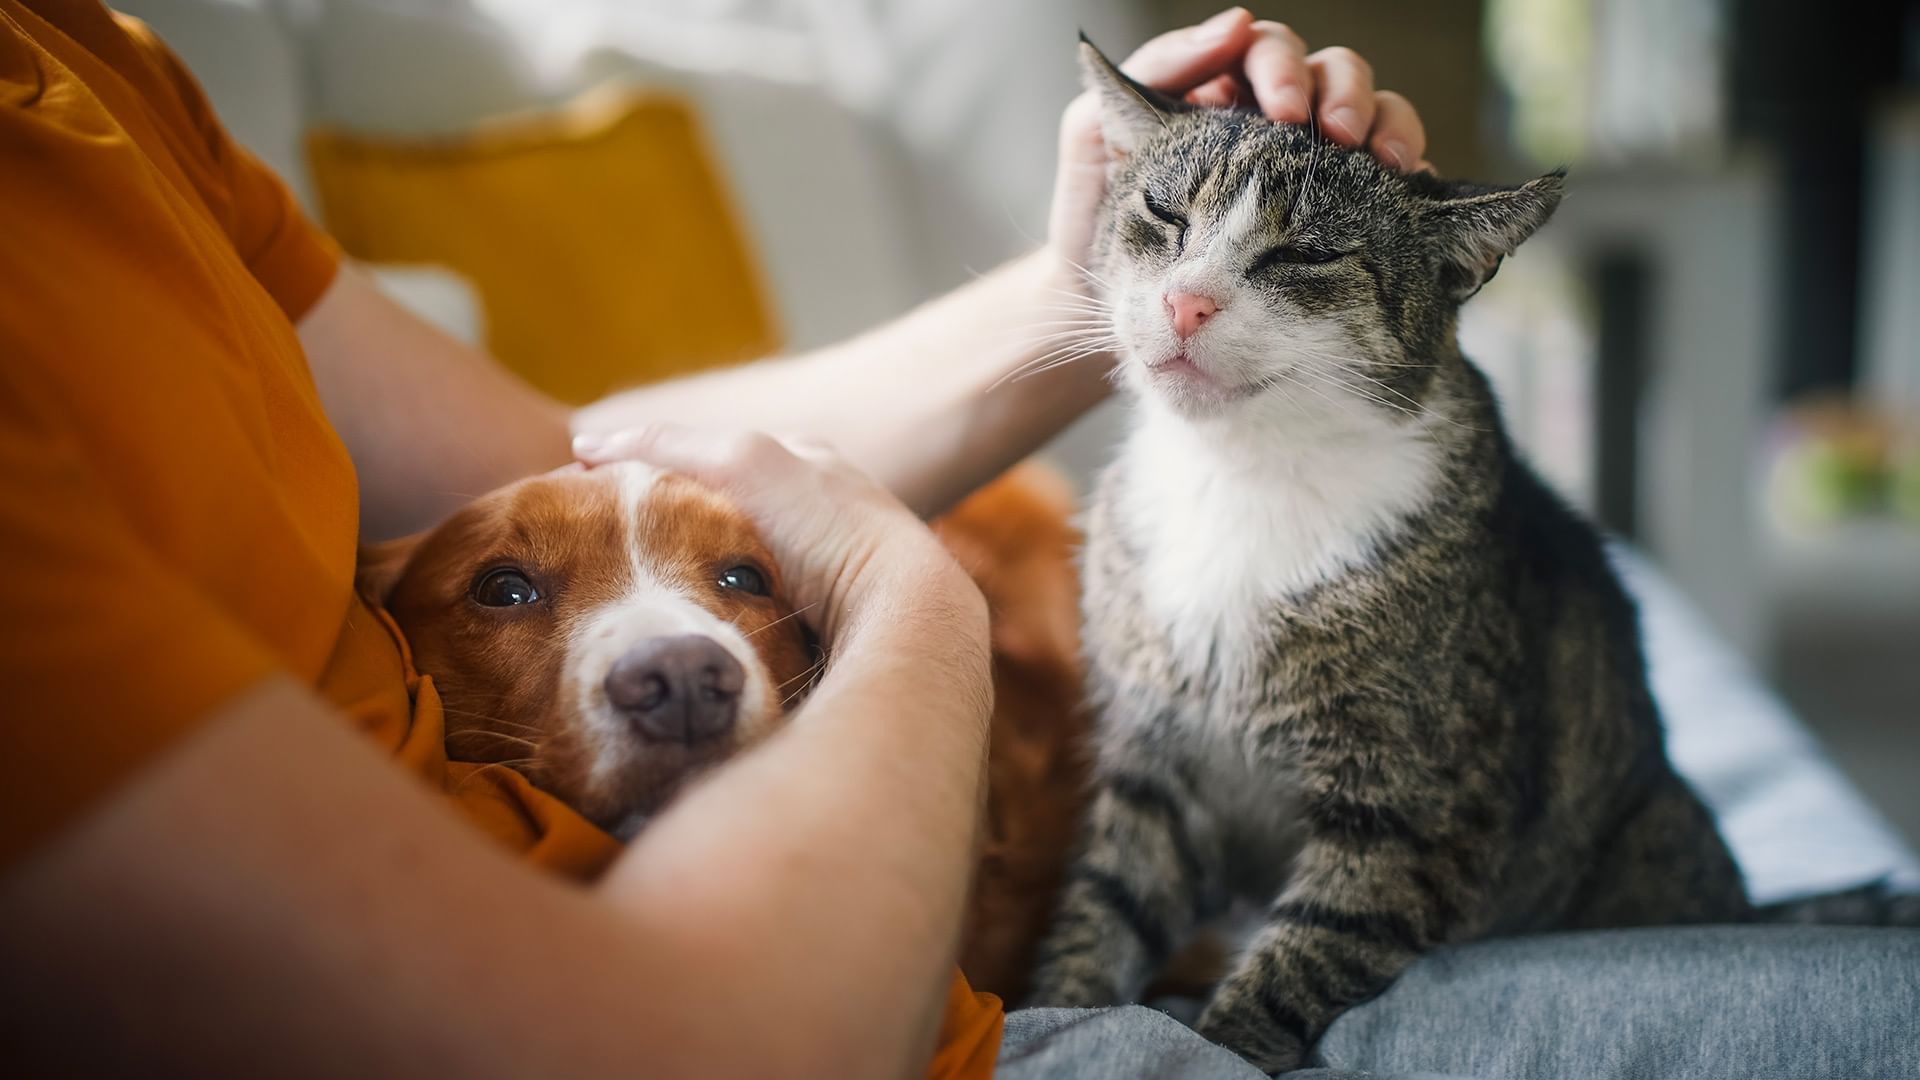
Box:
[564,462,775,796]
[615,461,665,581]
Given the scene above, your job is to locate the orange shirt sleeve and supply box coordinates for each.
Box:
[928,970,1007,1080]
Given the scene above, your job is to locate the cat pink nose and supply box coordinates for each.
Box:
[1166,291,1220,340]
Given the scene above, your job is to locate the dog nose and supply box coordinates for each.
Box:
[1165,290,1220,340]
[604,635,745,744]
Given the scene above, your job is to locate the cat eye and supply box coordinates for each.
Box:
[1143,193,1188,231]
[472,567,540,607]
[1249,245,1352,274]
[717,563,771,597]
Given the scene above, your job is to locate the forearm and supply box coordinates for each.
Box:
[303,247,1108,536]
[577,249,1111,516]
[303,249,1107,536]
[298,264,573,539]
[602,580,993,1069]
[0,669,984,1079]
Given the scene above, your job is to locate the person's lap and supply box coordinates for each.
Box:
[997,926,1920,1079]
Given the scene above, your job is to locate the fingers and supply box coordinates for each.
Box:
[1104,12,1427,173]
[1184,73,1244,109]
[575,424,853,488]
[572,424,794,485]
[1107,12,1427,173]
[1120,7,1255,94]
[1366,89,1427,172]
[780,435,841,468]
[1305,46,1376,147]
[1242,20,1311,124]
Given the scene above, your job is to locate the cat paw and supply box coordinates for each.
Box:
[1195,994,1307,1074]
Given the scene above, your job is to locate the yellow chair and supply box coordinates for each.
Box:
[306,86,780,404]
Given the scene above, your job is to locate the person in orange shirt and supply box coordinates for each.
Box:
[0,2,1424,1075]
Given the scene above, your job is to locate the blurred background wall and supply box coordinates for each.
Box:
[120,0,1919,840]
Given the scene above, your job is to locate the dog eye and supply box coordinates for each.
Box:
[1250,245,1349,273]
[717,564,769,597]
[472,568,540,607]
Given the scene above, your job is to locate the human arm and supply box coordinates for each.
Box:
[301,10,1428,533]
[0,434,992,1079]
[578,10,1430,518]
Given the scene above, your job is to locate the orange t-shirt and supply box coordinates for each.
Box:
[0,2,1000,1074]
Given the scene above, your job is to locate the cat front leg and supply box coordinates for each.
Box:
[1195,835,1489,1072]
[1026,768,1222,1008]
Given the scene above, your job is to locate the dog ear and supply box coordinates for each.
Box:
[1078,33,1187,156]
[1414,169,1566,301]
[355,533,425,608]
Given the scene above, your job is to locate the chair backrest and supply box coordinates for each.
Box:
[307,86,780,404]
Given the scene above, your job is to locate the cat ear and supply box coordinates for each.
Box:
[1078,34,1185,156]
[1417,169,1566,301]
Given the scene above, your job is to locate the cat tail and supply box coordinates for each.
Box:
[1752,878,1920,927]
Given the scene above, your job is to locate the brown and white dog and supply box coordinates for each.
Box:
[357,461,1088,1000]
[358,462,821,838]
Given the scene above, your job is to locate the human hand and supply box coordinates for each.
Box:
[1049,7,1431,273]
[573,425,989,656]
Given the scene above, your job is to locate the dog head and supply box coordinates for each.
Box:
[359,462,821,836]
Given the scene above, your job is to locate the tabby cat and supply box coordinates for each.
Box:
[1025,40,1750,1072]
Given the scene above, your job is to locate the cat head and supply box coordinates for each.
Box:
[1078,38,1563,422]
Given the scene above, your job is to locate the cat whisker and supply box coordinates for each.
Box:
[998,349,1121,390]
[993,311,1115,338]
[992,345,1118,391]
[1273,367,1376,426]
[1009,349,1114,385]
[1055,254,1113,292]
[997,323,1118,344]
[1291,362,1421,419]
[1292,361,1488,434]
[1015,317,1116,328]
[993,332,1122,379]
[1336,368,1442,414]
[1016,329,1121,348]
[1039,286,1113,309]
[1286,112,1323,228]
[1302,357,1483,429]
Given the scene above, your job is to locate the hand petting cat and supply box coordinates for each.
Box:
[1047,7,1432,274]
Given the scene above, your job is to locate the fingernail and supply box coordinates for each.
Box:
[1379,139,1410,170]
[571,432,605,457]
[1328,106,1364,144]
[1192,7,1245,45]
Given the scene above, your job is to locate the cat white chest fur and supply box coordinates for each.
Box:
[1114,391,1442,686]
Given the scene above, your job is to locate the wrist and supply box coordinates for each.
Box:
[834,550,991,694]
